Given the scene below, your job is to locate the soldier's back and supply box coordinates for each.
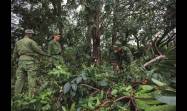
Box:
[121,46,133,63]
[16,37,31,50]
[16,37,37,61]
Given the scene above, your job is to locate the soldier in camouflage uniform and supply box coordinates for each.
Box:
[48,32,64,67]
[110,40,133,73]
[12,29,49,97]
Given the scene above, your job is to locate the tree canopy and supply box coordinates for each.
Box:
[11,0,176,111]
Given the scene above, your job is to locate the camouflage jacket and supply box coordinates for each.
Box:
[121,46,133,64]
[12,36,48,62]
[110,46,133,65]
[48,40,62,56]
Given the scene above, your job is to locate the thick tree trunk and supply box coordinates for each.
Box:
[87,24,92,57]
[112,0,119,45]
[112,14,117,45]
[92,8,101,64]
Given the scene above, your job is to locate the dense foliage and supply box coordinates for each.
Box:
[11,0,176,111]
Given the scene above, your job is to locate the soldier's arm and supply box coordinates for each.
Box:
[48,42,53,55]
[126,48,133,63]
[12,44,18,65]
[30,40,49,56]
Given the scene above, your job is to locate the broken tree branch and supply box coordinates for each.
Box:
[80,84,100,91]
[143,55,166,68]
[90,90,100,96]
[113,96,130,103]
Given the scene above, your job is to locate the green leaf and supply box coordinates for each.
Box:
[70,102,76,111]
[77,107,81,111]
[71,84,77,91]
[98,80,108,87]
[136,99,162,105]
[42,104,51,110]
[29,99,37,103]
[111,89,118,96]
[82,74,87,81]
[64,82,71,94]
[164,87,176,93]
[100,90,104,99]
[95,97,100,106]
[62,106,67,111]
[88,101,95,109]
[155,96,176,105]
[125,85,132,91]
[140,85,154,93]
[76,77,83,84]
[145,105,176,111]
[151,78,167,87]
[70,91,76,97]
[116,105,128,110]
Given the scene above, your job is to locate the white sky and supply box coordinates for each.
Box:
[63,0,67,5]
[11,12,19,25]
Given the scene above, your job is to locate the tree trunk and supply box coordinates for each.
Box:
[134,36,140,49]
[87,25,92,56]
[112,0,119,45]
[92,8,101,64]
[51,0,63,35]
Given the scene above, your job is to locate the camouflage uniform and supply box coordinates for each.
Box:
[110,41,133,73]
[121,46,133,65]
[48,37,63,67]
[12,30,49,96]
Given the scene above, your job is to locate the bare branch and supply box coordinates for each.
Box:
[144,55,166,68]
[80,84,100,91]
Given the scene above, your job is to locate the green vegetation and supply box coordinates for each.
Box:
[11,0,176,110]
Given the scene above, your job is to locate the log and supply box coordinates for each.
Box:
[144,55,166,68]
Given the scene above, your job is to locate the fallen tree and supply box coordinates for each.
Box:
[144,55,167,68]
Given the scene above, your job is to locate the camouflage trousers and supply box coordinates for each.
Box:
[14,60,37,97]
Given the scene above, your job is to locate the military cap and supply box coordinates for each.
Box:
[25,29,34,34]
[113,40,122,47]
[52,32,61,37]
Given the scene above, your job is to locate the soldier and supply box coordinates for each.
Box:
[48,32,64,67]
[110,40,133,73]
[12,29,50,97]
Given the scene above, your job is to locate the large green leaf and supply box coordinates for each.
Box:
[62,106,67,111]
[42,104,51,111]
[151,78,167,87]
[64,82,71,94]
[116,105,128,111]
[81,74,87,81]
[139,85,154,93]
[70,102,76,111]
[111,89,118,96]
[71,84,78,91]
[155,96,176,105]
[98,80,108,87]
[125,85,132,91]
[76,77,83,84]
[145,105,176,111]
[70,90,76,97]
[164,87,176,93]
[136,99,163,105]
